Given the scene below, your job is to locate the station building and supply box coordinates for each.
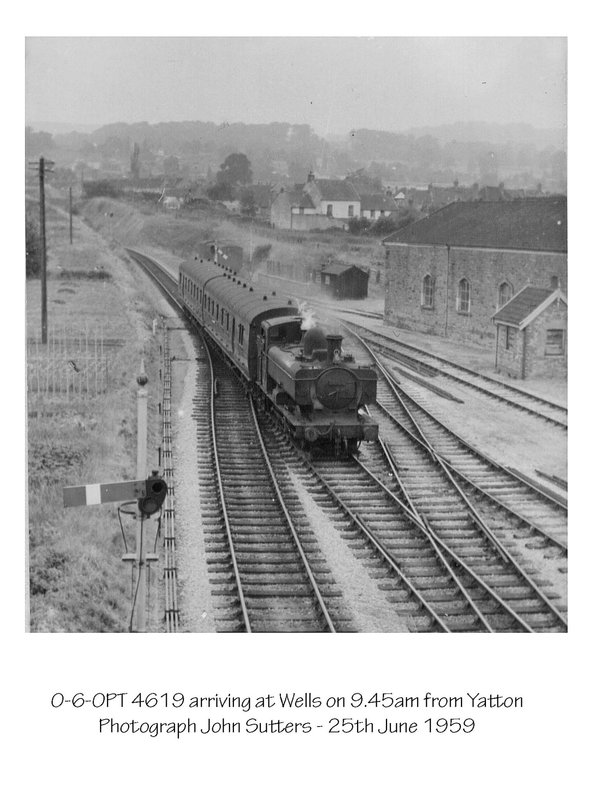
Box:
[492,286,567,379]
[382,197,567,348]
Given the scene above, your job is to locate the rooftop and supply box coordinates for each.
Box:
[383,197,567,252]
[493,286,566,328]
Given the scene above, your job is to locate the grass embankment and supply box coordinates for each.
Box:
[81,197,386,299]
[27,194,164,632]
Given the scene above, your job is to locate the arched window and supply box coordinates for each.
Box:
[498,281,513,308]
[421,274,434,308]
[457,278,471,313]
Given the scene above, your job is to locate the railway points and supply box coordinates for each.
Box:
[121,249,568,633]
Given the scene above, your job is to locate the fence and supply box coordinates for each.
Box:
[26,326,120,400]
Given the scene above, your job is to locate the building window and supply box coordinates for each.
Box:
[238,324,245,346]
[299,207,304,215]
[421,274,434,308]
[348,205,354,217]
[550,275,559,289]
[505,325,515,350]
[545,329,565,355]
[326,204,333,217]
[498,282,513,308]
[457,278,471,314]
[370,209,375,219]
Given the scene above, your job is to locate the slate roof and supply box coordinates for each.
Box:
[287,190,316,208]
[321,263,368,276]
[315,179,360,202]
[360,194,397,212]
[383,197,567,252]
[493,286,566,328]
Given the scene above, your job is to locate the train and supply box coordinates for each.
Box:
[178,256,378,455]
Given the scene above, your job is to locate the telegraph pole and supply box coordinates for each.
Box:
[39,157,48,345]
[69,186,73,244]
[29,156,54,344]
[135,360,149,632]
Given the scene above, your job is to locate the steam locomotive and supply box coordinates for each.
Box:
[178,257,378,454]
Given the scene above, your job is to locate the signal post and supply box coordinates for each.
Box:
[63,360,166,632]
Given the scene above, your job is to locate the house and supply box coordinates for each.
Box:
[360,194,397,220]
[270,172,360,230]
[492,286,567,379]
[312,262,370,300]
[382,196,567,348]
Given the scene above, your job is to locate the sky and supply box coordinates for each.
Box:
[25,37,567,135]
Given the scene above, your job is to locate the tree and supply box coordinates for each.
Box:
[163,155,180,177]
[206,183,234,202]
[239,188,256,216]
[216,153,252,187]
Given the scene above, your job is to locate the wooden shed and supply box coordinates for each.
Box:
[492,286,567,379]
[316,263,369,300]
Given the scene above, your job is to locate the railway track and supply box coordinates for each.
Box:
[345,330,567,544]
[258,416,566,632]
[342,319,568,430]
[129,247,567,632]
[160,324,180,632]
[195,345,353,632]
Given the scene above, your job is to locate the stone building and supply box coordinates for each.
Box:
[270,173,360,230]
[492,286,567,379]
[382,197,567,347]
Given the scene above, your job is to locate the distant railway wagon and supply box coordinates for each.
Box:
[179,257,378,454]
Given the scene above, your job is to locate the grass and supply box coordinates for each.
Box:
[27,188,165,632]
[81,196,387,296]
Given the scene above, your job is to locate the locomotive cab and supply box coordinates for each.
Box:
[257,316,302,392]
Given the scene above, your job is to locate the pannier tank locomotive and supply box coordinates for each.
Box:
[179,257,378,454]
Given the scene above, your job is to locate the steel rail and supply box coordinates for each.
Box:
[301,460,455,633]
[375,399,567,553]
[372,375,568,629]
[161,325,180,632]
[343,318,568,420]
[250,399,338,633]
[347,325,567,513]
[358,448,536,632]
[354,443,497,632]
[203,340,253,632]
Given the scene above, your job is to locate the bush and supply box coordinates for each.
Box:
[348,217,372,235]
[83,180,122,199]
[252,244,272,264]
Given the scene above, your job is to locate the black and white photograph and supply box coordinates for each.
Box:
[24,35,568,635]
[11,11,588,799]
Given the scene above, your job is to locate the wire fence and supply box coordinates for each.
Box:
[26,326,121,399]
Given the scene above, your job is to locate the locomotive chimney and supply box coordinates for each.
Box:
[326,334,343,364]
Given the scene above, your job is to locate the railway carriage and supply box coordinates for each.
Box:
[179,257,378,454]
